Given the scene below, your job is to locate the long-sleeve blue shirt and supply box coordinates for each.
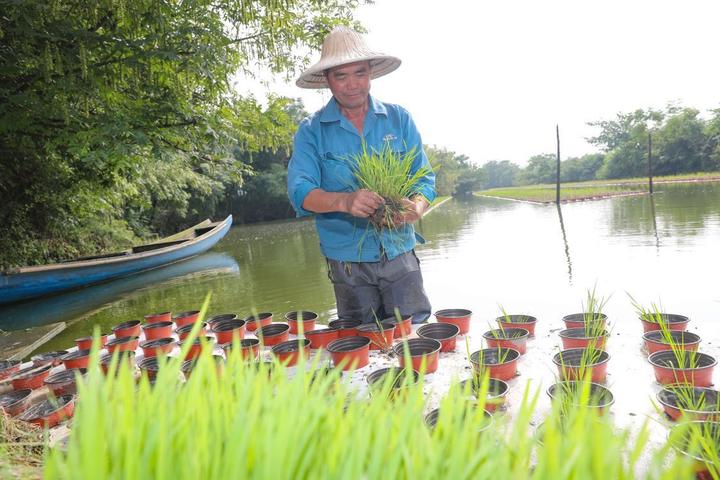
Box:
[287,95,436,262]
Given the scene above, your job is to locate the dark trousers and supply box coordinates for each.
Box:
[326,250,432,324]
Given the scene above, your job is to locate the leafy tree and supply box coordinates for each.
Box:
[561,154,605,182]
[519,153,557,184]
[653,108,707,175]
[426,145,484,196]
[480,160,519,188]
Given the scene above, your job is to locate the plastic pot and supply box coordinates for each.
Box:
[482,328,530,355]
[562,313,608,330]
[285,311,318,335]
[393,338,442,374]
[211,319,246,344]
[222,338,260,361]
[657,386,720,421]
[366,367,420,398]
[140,337,176,358]
[44,368,87,397]
[326,336,371,370]
[384,315,413,338]
[495,314,538,336]
[11,364,52,390]
[179,336,215,361]
[271,339,311,367]
[425,407,493,431]
[469,348,521,381]
[60,349,91,370]
[256,323,290,347]
[328,319,362,338]
[357,322,396,351]
[243,312,273,332]
[207,313,238,329]
[138,356,163,379]
[181,355,224,380]
[0,389,33,417]
[643,330,701,355]
[176,322,208,341]
[75,334,109,350]
[106,335,140,353]
[142,321,174,341]
[18,394,75,428]
[648,351,716,387]
[558,328,609,350]
[434,309,472,335]
[173,310,201,328]
[458,377,509,413]
[669,420,720,479]
[417,323,460,352]
[546,381,615,415]
[144,311,172,323]
[639,313,689,333]
[99,351,136,376]
[552,348,610,383]
[31,351,68,368]
[0,360,22,381]
[112,320,142,338]
[304,328,340,349]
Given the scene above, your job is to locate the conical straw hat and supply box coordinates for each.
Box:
[296,26,401,89]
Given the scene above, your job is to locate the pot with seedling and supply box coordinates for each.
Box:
[643,330,701,355]
[458,374,509,412]
[483,326,530,355]
[495,314,537,336]
[559,287,610,350]
[629,295,690,333]
[394,338,442,374]
[562,313,608,330]
[669,420,720,479]
[657,385,720,421]
[553,346,610,383]
[547,380,615,416]
[357,321,396,351]
[366,367,421,400]
[649,350,716,387]
[469,347,520,381]
[99,351,136,376]
[435,309,472,335]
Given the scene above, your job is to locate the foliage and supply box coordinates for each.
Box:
[426,145,485,196]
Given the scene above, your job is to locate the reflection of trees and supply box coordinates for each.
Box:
[417,197,476,244]
[607,183,720,238]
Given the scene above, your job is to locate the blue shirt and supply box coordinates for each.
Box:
[287,95,436,262]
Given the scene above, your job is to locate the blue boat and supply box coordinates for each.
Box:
[0,215,233,305]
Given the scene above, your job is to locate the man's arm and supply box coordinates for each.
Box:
[303,189,383,218]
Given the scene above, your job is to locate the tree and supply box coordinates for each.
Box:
[653,108,707,175]
[480,160,519,188]
[426,145,484,196]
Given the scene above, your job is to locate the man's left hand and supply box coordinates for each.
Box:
[393,196,429,225]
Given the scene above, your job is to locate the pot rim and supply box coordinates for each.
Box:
[356,322,396,333]
[561,312,608,323]
[546,381,615,408]
[31,351,68,362]
[18,394,74,422]
[173,310,200,319]
[657,385,720,416]
[482,327,530,340]
[210,318,247,333]
[558,328,609,340]
[648,351,717,370]
[112,320,141,331]
[243,312,272,322]
[106,335,140,346]
[393,338,442,357]
[424,407,493,430]
[366,366,420,388]
[640,313,690,324]
[495,314,537,324]
[470,347,522,366]
[328,319,362,329]
[44,368,88,384]
[142,321,174,329]
[60,349,91,360]
[140,337,176,348]
[13,364,52,380]
[434,308,472,318]
[0,389,33,408]
[458,377,510,399]
[642,330,701,345]
[326,336,371,353]
[417,322,460,341]
[305,327,339,336]
[100,350,136,363]
[552,348,610,367]
[257,323,290,337]
[271,339,312,354]
[284,311,319,322]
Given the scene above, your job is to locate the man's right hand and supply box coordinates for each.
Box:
[343,189,384,217]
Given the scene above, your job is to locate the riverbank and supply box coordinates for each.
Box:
[476,172,720,203]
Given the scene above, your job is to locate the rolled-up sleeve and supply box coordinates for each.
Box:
[403,111,436,203]
[287,121,320,217]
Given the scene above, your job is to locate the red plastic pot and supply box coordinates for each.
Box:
[99,351,136,376]
[207,313,238,329]
[173,310,201,328]
[144,311,172,323]
[648,351,716,387]
[327,336,371,370]
[272,339,311,367]
[181,355,225,380]
[142,321,174,341]
[458,377,509,413]
[643,331,701,355]
[31,351,68,368]
[112,320,142,338]
[222,338,261,361]
[176,322,208,341]
[328,319,362,338]
[366,367,421,399]
[495,314,538,336]
[562,313,608,330]
[304,328,340,349]
[469,348,521,381]
[18,394,75,428]
[546,381,615,415]
[243,312,273,332]
[435,309,472,335]
[639,313,689,333]
[75,334,109,350]
[285,311,318,335]
[256,323,290,347]
[417,322,460,352]
[138,356,162,379]
[60,349,91,370]
[669,420,720,479]
[179,336,215,361]
[552,348,610,383]
[11,364,52,390]
[44,368,87,397]
[558,328,608,350]
[105,336,140,353]
[385,315,413,338]
[657,386,720,421]
[140,337,176,358]
[482,328,530,355]
[0,389,33,417]
[357,322,396,351]
[0,360,22,381]
[393,338,442,374]
[211,319,246,344]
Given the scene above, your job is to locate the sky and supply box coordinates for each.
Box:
[238,0,720,166]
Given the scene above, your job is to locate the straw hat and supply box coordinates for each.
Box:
[296,26,401,89]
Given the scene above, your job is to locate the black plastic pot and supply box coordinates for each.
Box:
[257,323,290,337]
[546,381,615,409]
[658,385,720,421]
[417,322,460,340]
[285,311,318,322]
[0,389,33,416]
[207,313,238,327]
[392,338,442,357]
[138,356,163,379]
[326,336,371,352]
[44,368,88,396]
[271,338,311,354]
[328,319,362,331]
[458,377,509,412]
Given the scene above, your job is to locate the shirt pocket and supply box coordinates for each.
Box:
[320,152,357,193]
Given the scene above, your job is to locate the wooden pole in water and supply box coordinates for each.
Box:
[648,132,654,194]
[556,124,561,204]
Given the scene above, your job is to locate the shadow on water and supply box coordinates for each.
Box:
[556,204,573,285]
[0,253,239,331]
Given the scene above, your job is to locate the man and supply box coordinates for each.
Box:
[287,26,435,324]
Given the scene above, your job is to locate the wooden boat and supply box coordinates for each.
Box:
[0,215,233,305]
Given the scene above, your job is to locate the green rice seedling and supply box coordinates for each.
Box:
[653,310,700,371]
[668,420,720,479]
[581,286,609,334]
[350,141,432,231]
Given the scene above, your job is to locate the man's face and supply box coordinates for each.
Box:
[326,61,371,110]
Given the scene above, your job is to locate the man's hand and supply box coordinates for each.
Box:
[393,195,429,225]
[343,189,384,218]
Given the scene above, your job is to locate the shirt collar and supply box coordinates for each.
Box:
[319,95,387,123]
